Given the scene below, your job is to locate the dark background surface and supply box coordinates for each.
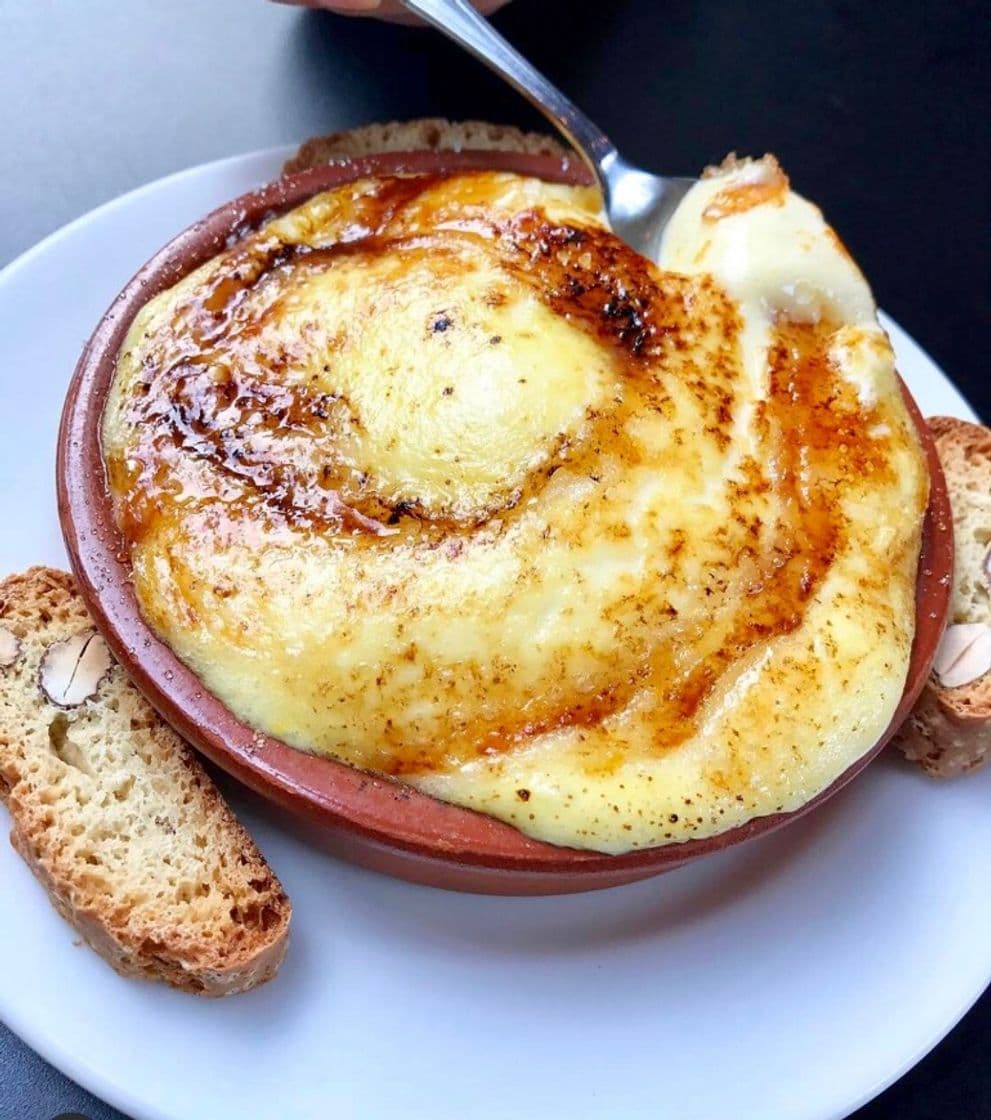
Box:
[0,0,987,1117]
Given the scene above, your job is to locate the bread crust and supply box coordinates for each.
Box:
[893,417,991,777]
[0,567,290,995]
[283,117,568,175]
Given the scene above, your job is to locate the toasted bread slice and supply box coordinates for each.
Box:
[0,567,290,995]
[283,116,568,175]
[893,417,991,777]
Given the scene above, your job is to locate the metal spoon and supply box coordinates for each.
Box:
[398,0,695,260]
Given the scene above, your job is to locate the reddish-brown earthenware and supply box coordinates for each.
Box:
[57,151,953,894]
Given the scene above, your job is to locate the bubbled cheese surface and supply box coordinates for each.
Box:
[103,158,928,853]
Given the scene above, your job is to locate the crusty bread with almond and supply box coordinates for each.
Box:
[0,567,291,995]
[893,416,991,777]
[283,117,568,175]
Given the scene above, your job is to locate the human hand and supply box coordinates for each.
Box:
[271,0,510,23]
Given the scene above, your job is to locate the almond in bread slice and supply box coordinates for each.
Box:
[893,416,991,777]
[0,566,291,995]
[283,116,569,175]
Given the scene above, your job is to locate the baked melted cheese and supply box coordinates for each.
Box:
[103,157,928,853]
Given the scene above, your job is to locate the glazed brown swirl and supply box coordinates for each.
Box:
[103,166,927,853]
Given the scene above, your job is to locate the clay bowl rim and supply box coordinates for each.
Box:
[57,149,953,877]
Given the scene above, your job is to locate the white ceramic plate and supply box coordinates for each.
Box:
[0,149,988,1120]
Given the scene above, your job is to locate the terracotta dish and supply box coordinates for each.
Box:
[57,152,953,894]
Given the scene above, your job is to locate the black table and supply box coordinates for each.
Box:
[0,1,987,1117]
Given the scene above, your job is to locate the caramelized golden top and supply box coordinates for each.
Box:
[104,165,928,852]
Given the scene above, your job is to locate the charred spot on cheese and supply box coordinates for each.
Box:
[103,163,928,854]
[701,154,789,221]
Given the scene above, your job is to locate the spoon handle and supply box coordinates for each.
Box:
[397,0,617,180]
